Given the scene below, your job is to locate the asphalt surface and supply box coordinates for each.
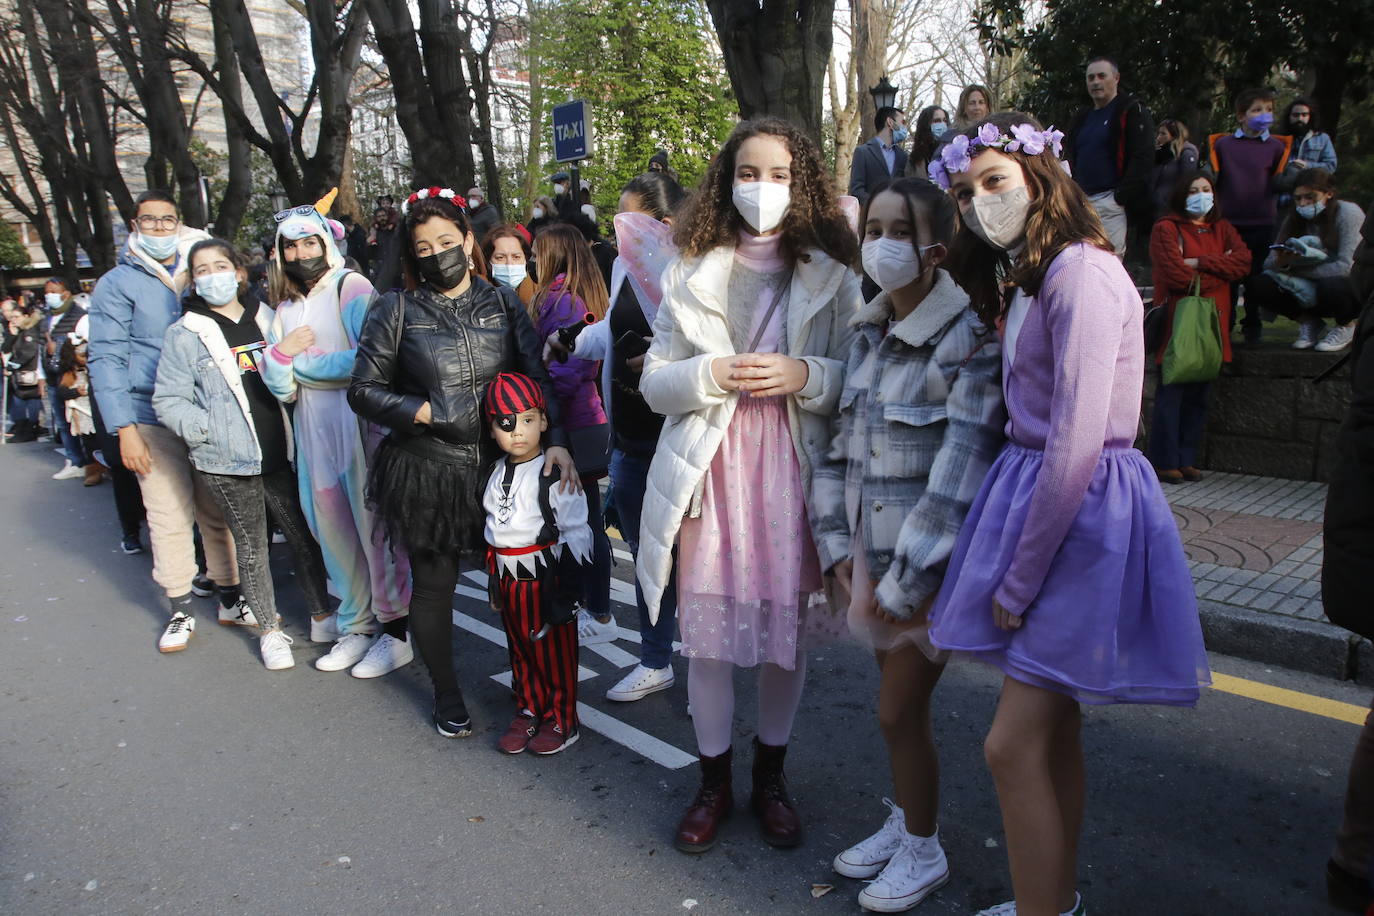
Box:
[1,440,1369,915]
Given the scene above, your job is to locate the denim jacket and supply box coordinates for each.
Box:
[153,306,293,476]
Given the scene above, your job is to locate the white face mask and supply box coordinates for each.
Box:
[732,181,791,234]
[532,207,545,220]
[861,238,942,293]
[468,197,482,210]
[1296,199,1327,221]
[965,187,1032,251]
[44,293,64,310]
[492,263,528,288]
[581,203,597,220]
[194,271,240,307]
[553,183,567,196]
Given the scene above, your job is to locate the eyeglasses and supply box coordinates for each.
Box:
[274,204,317,223]
[136,215,180,231]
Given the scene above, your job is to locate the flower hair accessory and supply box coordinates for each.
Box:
[927,122,1066,189]
[402,186,464,215]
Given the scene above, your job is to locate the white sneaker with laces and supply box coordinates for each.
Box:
[576,607,617,645]
[856,828,949,912]
[315,632,373,671]
[973,893,1085,916]
[217,598,259,628]
[158,613,195,653]
[1292,319,1323,349]
[1315,322,1357,352]
[52,461,83,480]
[260,630,295,670]
[606,663,675,701]
[310,614,340,644]
[351,633,414,678]
[834,798,907,879]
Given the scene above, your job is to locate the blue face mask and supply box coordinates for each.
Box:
[492,263,528,288]
[1296,200,1326,221]
[1185,192,1213,217]
[930,122,949,138]
[1246,111,1274,133]
[891,125,909,145]
[194,271,239,307]
[139,232,179,261]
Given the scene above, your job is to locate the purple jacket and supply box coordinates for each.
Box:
[534,275,606,430]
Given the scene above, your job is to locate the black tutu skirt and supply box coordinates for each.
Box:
[367,436,488,560]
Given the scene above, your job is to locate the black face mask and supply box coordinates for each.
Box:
[283,255,329,289]
[418,246,469,291]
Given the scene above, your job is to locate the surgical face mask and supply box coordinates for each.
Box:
[861,238,941,293]
[44,293,64,310]
[468,197,482,210]
[964,186,1032,251]
[1246,111,1274,133]
[1184,192,1214,218]
[580,203,597,220]
[138,232,179,261]
[732,181,791,234]
[492,263,528,288]
[418,245,469,291]
[553,183,567,196]
[532,207,545,220]
[194,271,240,307]
[931,122,949,138]
[1296,199,1326,221]
[891,125,909,145]
[283,254,329,289]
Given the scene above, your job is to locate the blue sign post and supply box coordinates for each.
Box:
[551,100,593,163]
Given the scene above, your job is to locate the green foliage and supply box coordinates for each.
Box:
[188,139,229,223]
[0,220,31,270]
[540,0,735,227]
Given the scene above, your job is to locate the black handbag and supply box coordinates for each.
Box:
[568,421,611,478]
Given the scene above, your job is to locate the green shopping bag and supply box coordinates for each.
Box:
[1161,276,1223,386]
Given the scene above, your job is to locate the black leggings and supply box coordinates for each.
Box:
[90,388,146,540]
[409,550,465,717]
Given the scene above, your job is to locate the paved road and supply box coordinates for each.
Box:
[1,442,1368,915]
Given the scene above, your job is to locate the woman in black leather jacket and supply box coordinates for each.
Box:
[350,189,578,738]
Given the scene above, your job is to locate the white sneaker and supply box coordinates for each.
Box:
[310,614,340,644]
[260,630,295,670]
[158,613,195,653]
[52,461,83,480]
[576,608,617,645]
[973,893,1085,916]
[1292,319,1323,349]
[1315,322,1357,352]
[315,632,373,671]
[856,829,949,912]
[606,663,675,701]
[834,798,906,879]
[350,633,414,678]
[217,598,259,628]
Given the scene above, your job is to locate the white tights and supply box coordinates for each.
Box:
[687,655,809,757]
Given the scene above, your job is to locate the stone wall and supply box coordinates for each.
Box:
[1138,350,1352,481]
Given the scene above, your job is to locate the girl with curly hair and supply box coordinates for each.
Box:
[927,113,1210,916]
[635,117,863,854]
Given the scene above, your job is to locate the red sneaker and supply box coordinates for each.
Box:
[497,715,538,754]
[528,719,579,755]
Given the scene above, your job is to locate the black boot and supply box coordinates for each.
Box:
[750,737,801,847]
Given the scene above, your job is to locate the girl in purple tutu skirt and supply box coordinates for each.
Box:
[925,113,1211,916]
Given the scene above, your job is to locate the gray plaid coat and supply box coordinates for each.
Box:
[811,269,1005,619]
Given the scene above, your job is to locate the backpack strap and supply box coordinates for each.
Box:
[535,465,560,546]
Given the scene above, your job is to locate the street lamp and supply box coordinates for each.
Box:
[869,76,899,111]
[268,188,289,213]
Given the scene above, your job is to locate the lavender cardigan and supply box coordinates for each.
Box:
[532,274,607,430]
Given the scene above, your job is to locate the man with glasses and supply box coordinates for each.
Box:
[88,190,248,653]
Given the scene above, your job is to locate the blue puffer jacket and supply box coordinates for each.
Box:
[88,229,209,430]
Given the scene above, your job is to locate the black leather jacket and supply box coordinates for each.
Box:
[348,278,567,468]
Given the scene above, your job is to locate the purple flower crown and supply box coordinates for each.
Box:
[927,122,1066,189]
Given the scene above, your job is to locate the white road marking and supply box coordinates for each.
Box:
[574,703,695,769]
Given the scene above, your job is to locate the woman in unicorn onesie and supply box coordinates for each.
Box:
[261,197,413,677]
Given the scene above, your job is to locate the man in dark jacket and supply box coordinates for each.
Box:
[848,106,910,206]
[1065,56,1155,259]
[42,278,87,478]
[466,187,501,245]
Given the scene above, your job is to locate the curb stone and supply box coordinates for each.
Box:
[1198,598,1365,681]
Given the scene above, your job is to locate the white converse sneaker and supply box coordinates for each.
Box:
[857,828,949,912]
[158,613,195,653]
[315,632,373,671]
[973,894,1086,916]
[52,460,83,480]
[606,663,675,701]
[1315,321,1357,352]
[576,607,617,645]
[309,613,340,644]
[260,630,295,670]
[217,598,259,628]
[834,798,906,879]
[350,633,414,679]
[1292,319,1323,349]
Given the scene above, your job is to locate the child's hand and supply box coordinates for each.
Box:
[832,558,854,594]
[993,597,1022,630]
[414,401,432,425]
[543,445,582,494]
[710,357,743,391]
[732,353,810,398]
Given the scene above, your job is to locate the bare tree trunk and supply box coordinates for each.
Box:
[209,0,251,239]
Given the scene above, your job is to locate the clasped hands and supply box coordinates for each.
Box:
[711,353,809,398]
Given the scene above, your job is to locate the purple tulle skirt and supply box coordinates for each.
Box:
[928,443,1211,706]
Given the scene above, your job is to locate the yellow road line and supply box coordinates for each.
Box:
[1209,672,1370,726]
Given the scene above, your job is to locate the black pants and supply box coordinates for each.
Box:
[90,389,145,540]
[1148,375,1211,470]
[408,550,465,717]
[1234,224,1275,334]
[1244,272,1363,326]
[197,468,329,630]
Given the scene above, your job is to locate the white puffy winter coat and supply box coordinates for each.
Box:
[635,244,863,622]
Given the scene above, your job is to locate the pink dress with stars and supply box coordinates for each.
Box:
[676,233,826,671]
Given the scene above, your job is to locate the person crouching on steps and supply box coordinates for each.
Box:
[483,372,593,756]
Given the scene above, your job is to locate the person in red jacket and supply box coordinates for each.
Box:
[1148,172,1253,484]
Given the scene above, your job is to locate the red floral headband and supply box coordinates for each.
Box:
[402,187,468,215]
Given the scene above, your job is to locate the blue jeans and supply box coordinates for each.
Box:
[581,481,613,619]
[1148,374,1211,470]
[610,448,677,669]
[49,388,86,466]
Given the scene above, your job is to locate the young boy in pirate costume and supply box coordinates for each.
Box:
[482,372,593,755]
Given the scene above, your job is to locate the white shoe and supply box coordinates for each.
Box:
[310,614,340,644]
[834,798,907,879]
[52,461,83,480]
[576,608,617,645]
[1315,322,1357,352]
[1292,319,1322,349]
[856,828,949,912]
[217,598,259,628]
[973,894,1085,916]
[315,632,373,671]
[606,663,675,701]
[260,630,295,670]
[350,633,414,678]
[158,613,195,653]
